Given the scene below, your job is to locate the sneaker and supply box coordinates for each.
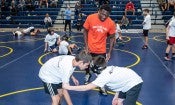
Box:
[164,56,171,61]
[142,45,148,49]
[99,87,108,96]
[84,74,91,85]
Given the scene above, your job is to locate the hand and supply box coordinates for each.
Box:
[44,49,47,53]
[63,83,70,89]
[72,77,79,86]
[106,53,111,61]
[112,97,118,105]
[119,36,123,40]
[166,36,169,40]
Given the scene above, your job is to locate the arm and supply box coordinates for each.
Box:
[44,42,48,52]
[63,83,97,91]
[112,93,119,105]
[106,34,115,61]
[83,28,89,52]
[71,75,79,86]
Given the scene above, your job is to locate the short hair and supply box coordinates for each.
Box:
[143,9,149,13]
[99,4,111,13]
[75,50,92,63]
[93,55,107,68]
[90,55,107,74]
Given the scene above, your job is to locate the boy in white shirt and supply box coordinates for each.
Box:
[59,35,79,55]
[142,9,151,49]
[44,28,61,53]
[63,55,143,105]
[164,13,175,60]
[39,51,92,105]
[13,26,40,36]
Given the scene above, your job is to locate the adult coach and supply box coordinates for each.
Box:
[142,9,151,49]
[83,4,116,84]
[63,55,143,105]
[38,51,92,105]
[83,4,116,95]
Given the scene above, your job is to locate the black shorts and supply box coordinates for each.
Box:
[118,83,143,105]
[143,30,149,36]
[90,53,106,58]
[43,82,62,96]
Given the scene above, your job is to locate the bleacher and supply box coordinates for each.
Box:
[0,2,62,28]
[73,0,144,29]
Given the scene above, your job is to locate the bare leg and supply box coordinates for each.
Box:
[63,89,73,105]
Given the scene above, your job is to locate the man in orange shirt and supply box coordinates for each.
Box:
[83,4,116,95]
[125,0,135,15]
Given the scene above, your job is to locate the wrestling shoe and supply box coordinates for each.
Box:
[99,87,108,96]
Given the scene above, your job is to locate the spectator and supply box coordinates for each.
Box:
[121,15,129,32]
[167,0,175,11]
[10,5,18,16]
[125,0,135,15]
[158,0,168,11]
[18,0,25,11]
[76,13,86,31]
[44,13,53,28]
[50,0,57,8]
[64,5,72,32]
[25,0,35,11]
[39,0,48,8]
[75,1,81,16]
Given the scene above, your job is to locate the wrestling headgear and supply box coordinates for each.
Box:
[90,55,107,74]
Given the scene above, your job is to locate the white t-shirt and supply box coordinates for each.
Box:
[92,66,143,92]
[168,18,175,37]
[59,40,69,55]
[45,33,60,46]
[143,14,151,30]
[39,55,75,84]
[23,26,34,33]
[115,24,121,39]
[14,31,22,36]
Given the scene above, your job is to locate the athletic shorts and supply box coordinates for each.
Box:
[143,30,149,36]
[43,82,62,96]
[118,83,143,105]
[167,37,175,45]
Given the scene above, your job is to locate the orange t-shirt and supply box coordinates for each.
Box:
[83,13,116,53]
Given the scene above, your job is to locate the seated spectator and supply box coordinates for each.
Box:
[121,15,129,32]
[167,0,175,11]
[44,28,61,53]
[10,5,18,16]
[59,35,79,55]
[44,13,52,28]
[18,0,25,11]
[39,0,48,8]
[125,0,135,15]
[158,0,168,11]
[13,26,40,36]
[25,0,35,11]
[50,0,57,8]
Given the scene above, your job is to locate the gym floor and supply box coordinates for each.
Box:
[0,30,175,105]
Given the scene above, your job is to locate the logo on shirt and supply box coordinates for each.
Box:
[92,25,107,33]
